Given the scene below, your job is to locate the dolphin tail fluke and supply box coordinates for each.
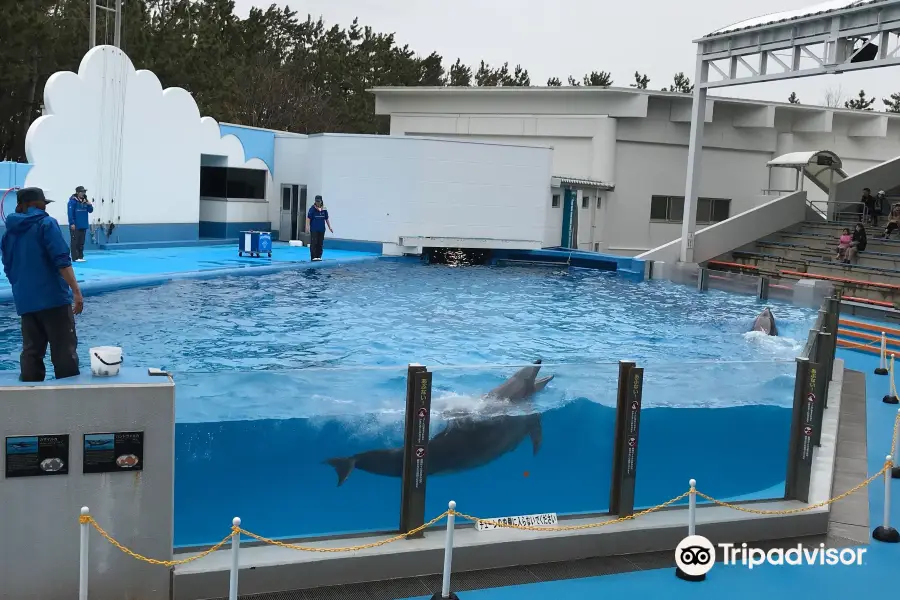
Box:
[324,457,357,486]
[533,375,553,393]
[527,413,543,455]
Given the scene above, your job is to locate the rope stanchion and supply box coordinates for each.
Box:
[79,507,90,600]
[893,409,900,480]
[876,332,889,375]
[432,501,458,600]
[885,354,900,404]
[675,479,704,583]
[229,517,241,600]
[873,456,899,543]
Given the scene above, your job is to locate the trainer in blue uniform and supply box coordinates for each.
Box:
[1,187,84,381]
[306,195,333,261]
[67,185,93,262]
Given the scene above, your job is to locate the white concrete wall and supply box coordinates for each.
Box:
[637,191,809,265]
[298,134,551,247]
[24,46,268,231]
[199,198,269,223]
[0,373,174,600]
[271,135,311,229]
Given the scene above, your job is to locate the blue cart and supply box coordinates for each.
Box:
[239,231,272,258]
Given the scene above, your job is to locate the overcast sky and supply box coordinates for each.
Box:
[231,0,898,109]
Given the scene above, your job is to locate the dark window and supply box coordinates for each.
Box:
[199,166,227,197]
[594,242,600,251]
[651,195,686,222]
[582,196,590,208]
[226,168,267,200]
[696,197,732,223]
[552,194,560,208]
[281,186,291,211]
[597,197,602,208]
[200,166,267,200]
[711,198,731,222]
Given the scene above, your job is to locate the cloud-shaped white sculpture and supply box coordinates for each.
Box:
[25,45,268,230]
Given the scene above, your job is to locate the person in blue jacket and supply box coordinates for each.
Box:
[1,187,84,381]
[306,195,333,261]
[67,185,93,262]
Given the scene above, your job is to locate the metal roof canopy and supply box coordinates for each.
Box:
[551,175,615,190]
[695,0,900,88]
[767,150,843,169]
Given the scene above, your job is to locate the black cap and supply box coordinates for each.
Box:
[75,186,87,193]
[314,195,323,202]
[17,187,53,205]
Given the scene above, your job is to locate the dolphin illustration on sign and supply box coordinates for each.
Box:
[324,359,553,486]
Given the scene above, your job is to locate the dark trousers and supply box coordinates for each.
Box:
[70,228,86,260]
[20,305,79,382]
[310,231,325,259]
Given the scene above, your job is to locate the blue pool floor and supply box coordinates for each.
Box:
[0,243,379,302]
[402,348,900,600]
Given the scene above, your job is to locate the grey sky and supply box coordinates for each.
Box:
[233,0,897,109]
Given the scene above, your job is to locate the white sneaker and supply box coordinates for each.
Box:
[312,257,322,262]
[75,258,86,263]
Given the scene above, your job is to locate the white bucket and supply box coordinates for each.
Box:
[90,346,123,377]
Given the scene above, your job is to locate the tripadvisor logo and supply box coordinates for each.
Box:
[675,535,866,576]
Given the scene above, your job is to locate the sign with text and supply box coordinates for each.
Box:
[400,367,432,537]
[786,359,816,502]
[476,513,558,531]
[83,431,144,474]
[610,364,643,517]
[5,434,69,478]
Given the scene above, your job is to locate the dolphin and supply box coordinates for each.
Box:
[752,307,778,336]
[324,360,553,486]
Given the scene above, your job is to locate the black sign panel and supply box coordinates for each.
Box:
[83,431,144,474]
[5,434,69,478]
[623,368,644,479]
[800,365,818,464]
[785,359,815,502]
[400,367,432,537]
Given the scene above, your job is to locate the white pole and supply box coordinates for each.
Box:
[229,517,241,600]
[893,410,900,467]
[884,456,892,531]
[688,479,697,537]
[441,501,457,599]
[877,333,889,375]
[79,506,90,600]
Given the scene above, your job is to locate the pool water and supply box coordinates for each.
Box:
[0,260,817,545]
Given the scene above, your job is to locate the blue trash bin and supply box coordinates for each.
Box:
[239,231,272,258]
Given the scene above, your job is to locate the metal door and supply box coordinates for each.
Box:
[278,184,307,240]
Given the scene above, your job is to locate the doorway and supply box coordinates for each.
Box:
[279,184,307,241]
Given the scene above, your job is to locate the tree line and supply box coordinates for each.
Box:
[2,1,898,162]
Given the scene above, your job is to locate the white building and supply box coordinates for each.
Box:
[371,86,900,256]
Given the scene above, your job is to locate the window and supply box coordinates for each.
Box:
[552,194,560,208]
[597,197,602,208]
[582,195,590,208]
[650,195,731,224]
[281,187,291,211]
[594,243,600,251]
[200,166,267,200]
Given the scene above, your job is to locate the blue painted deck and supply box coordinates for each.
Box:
[0,242,379,303]
[403,348,900,600]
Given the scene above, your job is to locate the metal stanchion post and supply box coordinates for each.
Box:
[876,333,889,375]
[893,411,900,480]
[873,456,900,543]
[229,518,241,600]
[79,507,90,600]
[675,479,706,582]
[431,501,459,600]
[884,355,899,405]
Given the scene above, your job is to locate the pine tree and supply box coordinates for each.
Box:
[665,72,693,94]
[845,89,875,110]
[631,71,649,89]
[546,77,561,86]
[788,92,800,104]
[583,70,613,87]
[567,75,581,86]
[883,92,900,113]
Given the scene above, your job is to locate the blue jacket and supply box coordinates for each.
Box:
[1,208,74,316]
[67,196,93,230]
[308,206,329,232]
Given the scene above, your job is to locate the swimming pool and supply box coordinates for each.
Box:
[0,260,817,545]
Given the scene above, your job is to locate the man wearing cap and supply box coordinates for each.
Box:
[67,185,93,262]
[1,187,84,381]
[306,195,333,261]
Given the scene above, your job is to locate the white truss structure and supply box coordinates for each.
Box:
[678,0,900,263]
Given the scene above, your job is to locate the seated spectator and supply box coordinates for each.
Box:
[883,203,900,238]
[846,223,867,264]
[835,228,851,262]
[873,190,887,228]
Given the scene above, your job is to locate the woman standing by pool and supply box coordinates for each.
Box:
[307,195,333,262]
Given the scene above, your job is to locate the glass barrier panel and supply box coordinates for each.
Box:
[635,358,796,510]
[172,366,408,547]
[706,270,761,297]
[425,361,619,522]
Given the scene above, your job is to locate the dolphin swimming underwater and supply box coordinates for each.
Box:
[752,307,778,336]
[324,360,553,486]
